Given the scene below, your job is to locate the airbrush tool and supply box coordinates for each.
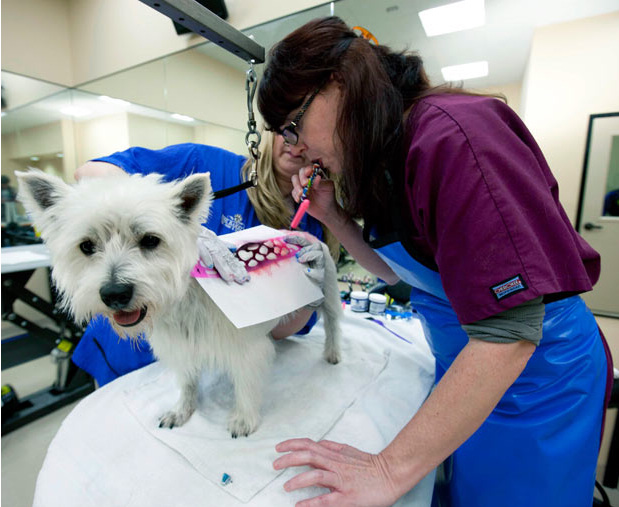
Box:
[290,162,322,229]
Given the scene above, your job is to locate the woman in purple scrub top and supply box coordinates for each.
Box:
[258,17,612,507]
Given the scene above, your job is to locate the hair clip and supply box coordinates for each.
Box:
[352,26,379,45]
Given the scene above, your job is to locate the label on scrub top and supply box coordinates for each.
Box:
[490,274,527,301]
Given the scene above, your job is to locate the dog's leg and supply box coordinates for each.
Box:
[319,244,342,365]
[159,372,199,429]
[227,336,275,438]
[321,303,342,364]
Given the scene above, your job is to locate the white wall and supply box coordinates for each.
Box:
[1,0,74,85]
[521,11,619,224]
[478,81,522,116]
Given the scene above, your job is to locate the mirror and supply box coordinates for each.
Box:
[1,72,245,228]
[1,72,68,226]
[603,134,619,217]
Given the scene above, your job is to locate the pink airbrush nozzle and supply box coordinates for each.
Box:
[290,199,310,229]
[290,162,321,229]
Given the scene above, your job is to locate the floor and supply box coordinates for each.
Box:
[2,311,619,506]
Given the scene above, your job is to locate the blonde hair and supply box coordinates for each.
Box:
[241,130,340,261]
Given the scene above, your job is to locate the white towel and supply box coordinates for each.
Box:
[34,312,436,507]
[123,336,389,503]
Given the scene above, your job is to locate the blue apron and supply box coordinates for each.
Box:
[373,239,607,507]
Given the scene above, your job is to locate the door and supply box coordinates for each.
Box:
[576,113,619,318]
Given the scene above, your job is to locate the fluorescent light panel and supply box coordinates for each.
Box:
[441,61,488,81]
[98,95,131,107]
[419,0,485,37]
[60,106,91,117]
[171,113,194,122]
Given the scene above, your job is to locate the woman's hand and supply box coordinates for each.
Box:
[291,166,340,224]
[292,166,399,284]
[273,438,401,507]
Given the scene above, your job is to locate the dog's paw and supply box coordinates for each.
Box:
[227,411,259,438]
[158,410,192,429]
[323,347,341,365]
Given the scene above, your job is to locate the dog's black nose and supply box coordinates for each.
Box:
[100,283,134,310]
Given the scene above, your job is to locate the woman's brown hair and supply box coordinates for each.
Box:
[258,16,433,229]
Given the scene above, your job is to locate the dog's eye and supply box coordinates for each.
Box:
[79,240,96,256]
[140,235,160,250]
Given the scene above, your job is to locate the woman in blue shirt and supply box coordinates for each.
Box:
[72,131,337,386]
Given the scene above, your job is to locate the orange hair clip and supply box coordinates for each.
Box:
[352,26,379,45]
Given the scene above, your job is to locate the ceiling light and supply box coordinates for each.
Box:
[98,95,131,107]
[171,113,194,122]
[441,61,489,81]
[60,106,91,117]
[30,156,40,161]
[56,153,64,158]
[419,0,485,37]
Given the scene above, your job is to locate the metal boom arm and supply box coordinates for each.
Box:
[138,0,265,63]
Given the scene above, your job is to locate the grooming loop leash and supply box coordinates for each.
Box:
[212,60,261,200]
[245,60,261,187]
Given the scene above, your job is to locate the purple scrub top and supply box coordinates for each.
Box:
[402,94,600,324]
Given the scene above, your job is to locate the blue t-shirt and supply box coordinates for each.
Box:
[72,143,323,386]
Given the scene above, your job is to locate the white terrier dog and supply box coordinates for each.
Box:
[17,169,341,437]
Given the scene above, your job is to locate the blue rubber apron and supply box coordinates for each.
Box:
[373,238,607,507]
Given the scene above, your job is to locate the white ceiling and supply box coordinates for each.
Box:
[2,0,617,135]
[218,0,619,88]
[336,0,619,87]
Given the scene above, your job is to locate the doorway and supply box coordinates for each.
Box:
[576,112,619,318]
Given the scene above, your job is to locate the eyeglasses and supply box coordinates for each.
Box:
[278,87,321,146]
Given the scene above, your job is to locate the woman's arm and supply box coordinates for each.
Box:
[378,338,535,497]
[270,307,316,340]
[322,207,399,285]
[274,337,535,506]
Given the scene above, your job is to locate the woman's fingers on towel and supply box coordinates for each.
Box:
[273,438,399,507]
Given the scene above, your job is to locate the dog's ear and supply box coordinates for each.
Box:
[174,172,213,223]
[16,169,71,218]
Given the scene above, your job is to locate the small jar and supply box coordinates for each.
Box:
[350,291,369,312]
[368,293,387,315]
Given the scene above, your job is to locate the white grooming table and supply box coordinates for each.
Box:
[1,243,51,274]
[33,308,436,507]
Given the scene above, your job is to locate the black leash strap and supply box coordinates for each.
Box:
[212,61,261,201]
[212,180,254,200]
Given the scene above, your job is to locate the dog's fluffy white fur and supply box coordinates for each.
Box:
[17,169,341,437]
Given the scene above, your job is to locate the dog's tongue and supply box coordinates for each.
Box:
[113,309,141,326]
